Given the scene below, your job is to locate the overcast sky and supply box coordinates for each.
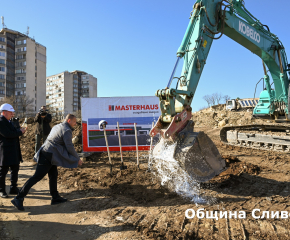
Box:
[2,0,289,112]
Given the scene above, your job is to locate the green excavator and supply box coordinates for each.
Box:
[149,0,290,182]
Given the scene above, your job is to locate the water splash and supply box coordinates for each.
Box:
[148,138,208,204]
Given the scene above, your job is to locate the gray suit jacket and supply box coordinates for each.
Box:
[34,122,79,168]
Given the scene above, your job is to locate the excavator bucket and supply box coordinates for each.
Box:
[151,120,226,182]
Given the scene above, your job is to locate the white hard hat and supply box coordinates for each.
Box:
[0,103,15,112]
[98,120,108,130]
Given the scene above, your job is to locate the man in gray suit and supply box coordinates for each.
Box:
[11,114,82,211]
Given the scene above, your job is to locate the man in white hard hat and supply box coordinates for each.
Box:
[0,103,26,198]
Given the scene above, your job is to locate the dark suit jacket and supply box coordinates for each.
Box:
[0,115,23,166]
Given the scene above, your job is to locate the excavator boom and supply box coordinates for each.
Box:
[150,0,289,182]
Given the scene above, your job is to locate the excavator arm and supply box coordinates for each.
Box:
[150,0,289,182]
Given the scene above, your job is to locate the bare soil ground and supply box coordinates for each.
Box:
[1,110,290,239]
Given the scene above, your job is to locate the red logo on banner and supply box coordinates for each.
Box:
[113,104,159,111]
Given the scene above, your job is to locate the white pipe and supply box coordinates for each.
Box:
[134,122,139,168]
[103,125,112,173]
[117,122,123,164]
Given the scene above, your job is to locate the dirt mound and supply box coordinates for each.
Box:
[192,105,270,128]
[212,155,261,182]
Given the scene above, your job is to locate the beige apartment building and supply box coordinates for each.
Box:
[0,28,46,114]
[46,70,97,116]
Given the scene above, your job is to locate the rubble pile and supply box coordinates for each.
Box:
[192,104,269,128]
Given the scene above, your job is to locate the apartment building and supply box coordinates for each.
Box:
[46,70,97,116]
[0,28,46,113]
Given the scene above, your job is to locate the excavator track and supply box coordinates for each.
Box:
[220,124,290,153]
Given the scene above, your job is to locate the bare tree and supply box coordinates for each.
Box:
[203,95,211,107]
[209,94,216,106]
[215,92,223,105]
[16,95,34,117]
[48,107,65,120]
[223,95,231,103]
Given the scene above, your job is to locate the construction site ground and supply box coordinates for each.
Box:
[1,107,290,239]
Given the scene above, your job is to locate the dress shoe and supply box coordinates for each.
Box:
[9,187,19,195]
[51,196,67,205]
[0,192,8,198]
[11,197,25,211]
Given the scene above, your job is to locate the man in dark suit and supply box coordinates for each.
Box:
[0,103,26,198]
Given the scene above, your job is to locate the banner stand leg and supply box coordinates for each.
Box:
[117,122,127,170]
[103,125,112,174]
[134,123,139,169]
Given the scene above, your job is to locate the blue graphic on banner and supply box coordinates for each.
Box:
[88,117,158,126]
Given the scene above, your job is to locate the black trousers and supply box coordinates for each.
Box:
[17,151,59,199]
[0,164,19,192]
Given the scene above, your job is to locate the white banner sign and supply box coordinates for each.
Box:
[81,96,161,152]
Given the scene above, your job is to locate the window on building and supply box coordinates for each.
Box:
[16,61,26,67]
[0,82,5,87]
[16,54,26,60]
[0,52,5,57]
[0,45,5,49]
[0,67,5,72]
[0,90,4,94]
[0,37,5,42]
[17,76,26,81]
[16,40,26,45]
[15,91,23,95]
[15,69,26,74]
[0,74,4,79]
[15,83,26,89]
[0,59,5,64]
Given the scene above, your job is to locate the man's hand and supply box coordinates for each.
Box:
[78,159,83,166]
[20,128,26,134]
